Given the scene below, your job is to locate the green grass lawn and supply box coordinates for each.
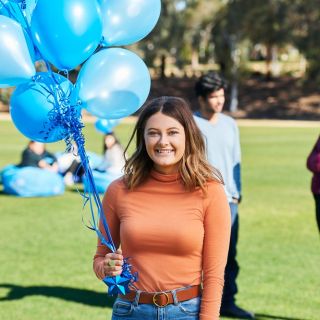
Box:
[0,119,319,320]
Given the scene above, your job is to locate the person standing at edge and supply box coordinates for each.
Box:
[194,71,255,319]
[93,96,231,320]
[306,134,320,232]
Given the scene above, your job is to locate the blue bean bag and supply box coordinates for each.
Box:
[0,165,15,185]
[86,151,104,169]
[83,170,121,194]
[1,165,65,197]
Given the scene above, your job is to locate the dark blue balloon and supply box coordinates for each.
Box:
[10,72,74,142]
[30,0,103,70]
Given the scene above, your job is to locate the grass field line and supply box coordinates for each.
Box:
[236,119,320,127]
[1,112,319,127]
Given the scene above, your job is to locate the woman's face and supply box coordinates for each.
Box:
[144,111,186,174]
[104,134,116,148]
[29,142,45,154]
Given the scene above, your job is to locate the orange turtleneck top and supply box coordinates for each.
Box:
[93,170,231,320]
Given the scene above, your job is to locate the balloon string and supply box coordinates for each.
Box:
[52,81,117,252]
[73,132,117,253]
[30,66,117,254]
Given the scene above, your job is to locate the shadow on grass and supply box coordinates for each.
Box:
[0,284,311,320]
[0,284,115,308]
[254,313,309,320]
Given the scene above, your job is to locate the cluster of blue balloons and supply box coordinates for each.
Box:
[0,0,161,142]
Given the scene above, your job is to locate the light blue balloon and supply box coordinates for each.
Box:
[0,1,38,62]
[23,29,37,62]
[30,0,103,70]
[0,15,36,88]
[10,72,74,142]
[100,0,161,46]
[95,119,121,134]
[75,48,151,119]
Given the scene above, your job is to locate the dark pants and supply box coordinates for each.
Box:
[221,203,239,307]
[65,160,84,181]
[314,194,320,232]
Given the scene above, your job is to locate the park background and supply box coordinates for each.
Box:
[0,1,319,319]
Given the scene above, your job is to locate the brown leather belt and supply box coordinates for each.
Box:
[120,285,201,307]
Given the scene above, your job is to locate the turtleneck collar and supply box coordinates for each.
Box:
[150,169,181,183]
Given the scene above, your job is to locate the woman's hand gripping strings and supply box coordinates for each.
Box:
[103,249,124,277]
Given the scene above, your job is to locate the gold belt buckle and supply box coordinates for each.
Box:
[152,292,169,307]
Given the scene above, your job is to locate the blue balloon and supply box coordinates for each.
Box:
[0,0,27,27]
[0,1,38,62]
[24,0,37,24]
[95,119,121,134]
[0,0,38,26]
[75,48,151,119]
[0,15,36,88]
[10,72,74,142]
[30,0,103,70]
[99,0,161,46]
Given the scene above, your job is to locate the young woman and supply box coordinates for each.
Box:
[95,132,125,175]
[93,96,231,320]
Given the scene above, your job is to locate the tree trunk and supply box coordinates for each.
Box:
[160,54,166,79]
[229,34,238,112]
[229,81,238,113]
[265,44,273,80]
[191,50,199,70]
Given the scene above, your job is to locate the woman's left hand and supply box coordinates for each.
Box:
[103,249,124,277]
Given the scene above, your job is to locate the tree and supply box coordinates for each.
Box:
[228,0,292,79]
[138,0,225,77]
[138,0,188,78]
[288,0,320,82]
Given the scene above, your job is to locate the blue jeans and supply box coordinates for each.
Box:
[112,294,200,320]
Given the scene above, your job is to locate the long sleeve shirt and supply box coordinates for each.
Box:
[96,143,125,174]
[194,113,241,203]
[93,170,231,319]
[18,148,57,168]
[307,135,320,194]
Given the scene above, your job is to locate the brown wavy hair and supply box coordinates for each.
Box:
[124,96,223,192]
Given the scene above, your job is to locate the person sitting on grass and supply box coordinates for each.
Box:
[19,140,58,172]
[19,141,83,186]
[95,132,125,175]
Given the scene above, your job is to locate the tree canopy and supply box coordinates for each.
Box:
[136,0,320,81]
